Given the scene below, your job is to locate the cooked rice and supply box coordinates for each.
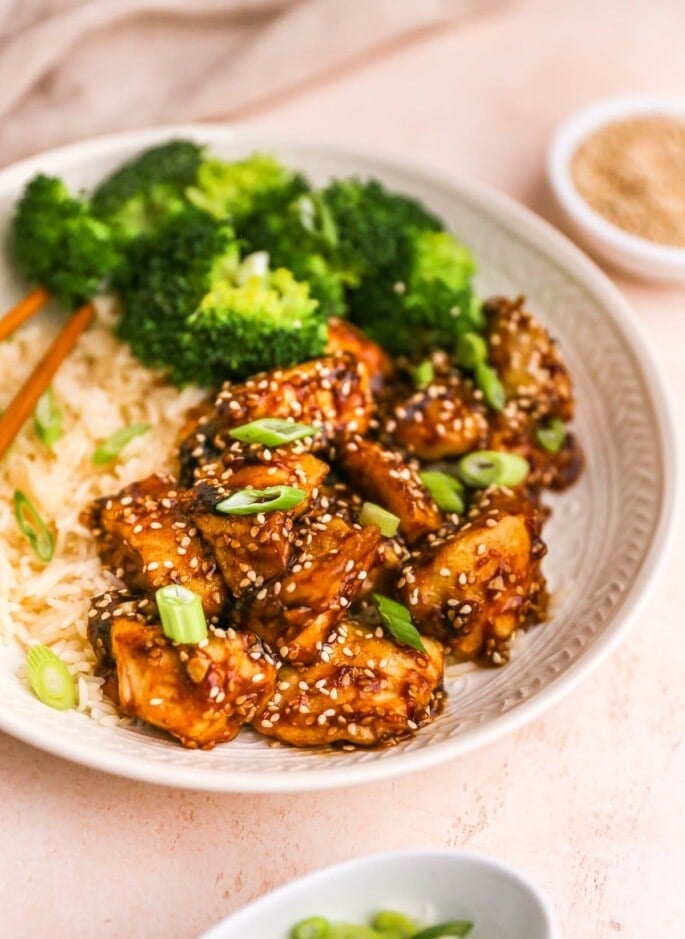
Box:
[0,297,205,720]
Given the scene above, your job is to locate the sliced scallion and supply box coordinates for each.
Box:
[536,416,567,453]
[156,585,208,645]
[371,909,420,934]
[411,360,435,389]
[26,645,76,710]
[420,471,465,514]
[290,917,331,939]
[215,484,306,516]
[92,422,150,465]
[412,922,474,938]
[229,418,317,447]
[33,387,62,447]
[454,331,488,370]
[373,593,426,652]
[456,450,529,488]
[13,490,54,562]
[474,362,506,412]
[359,501,401,537]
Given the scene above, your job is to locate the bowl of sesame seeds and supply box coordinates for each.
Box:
[548,94,685,282]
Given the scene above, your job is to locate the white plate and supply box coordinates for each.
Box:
[200,849,560,939]
[0,125,676,791]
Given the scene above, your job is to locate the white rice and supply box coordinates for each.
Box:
[0,297,205,720]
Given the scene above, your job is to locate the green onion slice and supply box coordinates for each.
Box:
[420,471,465,514]
[215,484,306,516]
[359,501,401,537]
[26,645,76,710]
[371,909,419,935]
[290,917,332,939]
[92,422,151,465]
[296,193,338,249]
[373,594,426,652]
[229,418,317,447]
[33,387,62,447]
[411,360,435,390]
[454,331,488,370]
[13,490,54,562]
[474,362,506,412]
[156,585,208,645]
[412,922,474,938]
[536,416,567,453]
[456,450,529,488]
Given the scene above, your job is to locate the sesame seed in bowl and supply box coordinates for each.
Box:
[548,94,685,283]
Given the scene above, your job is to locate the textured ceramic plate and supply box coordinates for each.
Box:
[0,126,676,791]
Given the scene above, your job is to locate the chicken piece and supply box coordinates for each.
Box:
[179,450,328,597]
[339,438,443,544]
[399,488,547,665]
[178,353,373,483]
[389,376,488,460]
[488,411,583,491]
[485,296,574,421]
[255,619,445,747]
[85,474,227,617]
[326,317,394,391]
[88,592,277,749]
[239,516,381,664]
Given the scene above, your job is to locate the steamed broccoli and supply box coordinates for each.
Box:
[115,210,327,386]
[9,174,119,308]
[91,142,309,244]
[240,191,350,318]
[186,153,309,226]
[91,140,203,242]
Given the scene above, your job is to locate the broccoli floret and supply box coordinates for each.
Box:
[240,191,349,318]
[186,153,309,226]
[91,140,204,242]
[9,174,118,307]
[115,210,327,386]
[346,227,480,355]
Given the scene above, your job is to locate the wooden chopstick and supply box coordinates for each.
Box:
[0,303,94,460]
[0,287,51,343]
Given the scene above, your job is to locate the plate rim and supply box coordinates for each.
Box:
[0,122,678,792]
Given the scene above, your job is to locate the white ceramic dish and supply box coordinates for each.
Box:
[0,125,676,791]
[200,849,560,939]
[548,94,685,282]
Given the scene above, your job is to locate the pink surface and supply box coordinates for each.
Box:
[1,1,684,935]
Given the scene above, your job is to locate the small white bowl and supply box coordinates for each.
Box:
[548,94,685,282]
[200,850,560,939]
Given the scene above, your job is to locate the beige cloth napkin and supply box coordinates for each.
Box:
[0,0,500,166]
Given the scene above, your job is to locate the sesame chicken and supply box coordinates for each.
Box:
[485,296,574,421]
[389,376,488,460]
[85,474,228,617]
[326,316,394,391]
[254,619,444,747]
[84,295,582,749]
[339,438,443,544]
[178,352,373,483]
[238,516,381,664]
[88,592,277,749]
[399,488,547,666]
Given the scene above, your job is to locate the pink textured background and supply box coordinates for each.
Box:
[1,1,684,935]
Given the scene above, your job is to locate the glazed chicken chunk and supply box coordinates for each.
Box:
[255,619,445,747]
[88,592,277,749]
[85,474,228,617]
[340,438,443,544]
[399,488,547,665]
[179,451,328,598]
[239,516,381,664]
[485,296,574,421]
[326,316,394,390]
[178,353,373,482]
[390,375,488,460]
